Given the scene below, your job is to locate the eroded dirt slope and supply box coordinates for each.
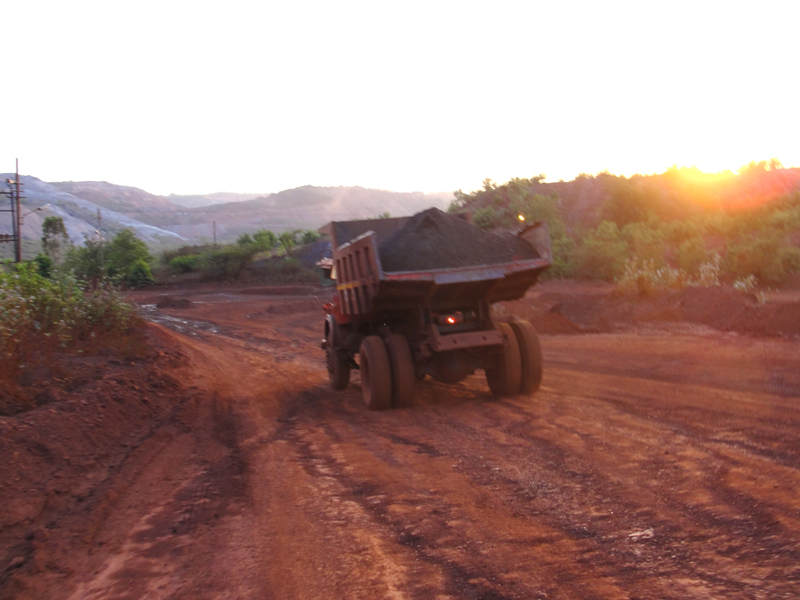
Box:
[3,285,800,599]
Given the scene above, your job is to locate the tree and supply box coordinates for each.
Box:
[600,180,653,226]
[301,230,321,244]
[677,236,710,274]
[253,229,278,251]
[63,238,108,281]
[41,216,70,264]
[572,221,629,281]
[278,232,296,255]
[237,233,254,246]
[127,259,155,288]
[34,253,54,278]
[106,229,152,280]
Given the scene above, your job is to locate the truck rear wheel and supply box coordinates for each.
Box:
[510,320,543,394]
[385,334,415,408]
[485,322,522,396]
[359,336,392,410]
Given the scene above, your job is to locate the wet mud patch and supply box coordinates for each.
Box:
[139,304,220,336]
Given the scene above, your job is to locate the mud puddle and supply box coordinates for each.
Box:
[139,304,221,336]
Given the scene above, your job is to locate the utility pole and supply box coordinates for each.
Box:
[213,220,217,247]
[0,159,26,262]
[97,208,104,275]
[14,159,21,263]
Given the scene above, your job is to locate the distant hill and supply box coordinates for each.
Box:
[158,186,453,242]
[6,165,799,256]
[0,178,454,248]
[50,181,180,214]
[0,176,186,246]
[162,192,267,209]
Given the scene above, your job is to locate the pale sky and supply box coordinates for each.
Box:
[4,1,798,196]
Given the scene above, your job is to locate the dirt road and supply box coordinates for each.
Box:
[5,286,800,599]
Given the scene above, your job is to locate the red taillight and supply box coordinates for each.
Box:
[437,311,464,326]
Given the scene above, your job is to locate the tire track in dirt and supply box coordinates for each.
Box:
[264,351,800,599]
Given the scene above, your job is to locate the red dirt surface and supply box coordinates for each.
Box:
[2,282,800,599]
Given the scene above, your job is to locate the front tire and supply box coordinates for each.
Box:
[485,322,522,396]
[359,336,392,410]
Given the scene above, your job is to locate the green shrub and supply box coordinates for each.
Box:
[199,245,256,279]
[617,253,723,293]
[169,254,201,273]
[106,229,152,280]
[63,229,153,283]
[677,236,710,274]
[572,222,629,281]
[695,253,722,287]
[259,257,319,283]
[622,222,666,266]
[127,259,154,288]
[617,257,687,294]
[0,263,138,377]
[472,207,498,229]
[301,230,321,244]
[781,246,800,274]
[161,244,215,264]
[725,233,786,283]
[237,233,254,246]
[41,216,71,264]
[252,230,278,251]
[34,253,54,279]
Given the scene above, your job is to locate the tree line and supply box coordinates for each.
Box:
[450,162,800,285]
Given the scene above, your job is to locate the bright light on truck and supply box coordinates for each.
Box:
[437,311,464,326]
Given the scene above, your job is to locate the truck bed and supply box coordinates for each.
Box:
[331,226,550,315]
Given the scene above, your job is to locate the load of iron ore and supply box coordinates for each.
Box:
[378,208,539,272]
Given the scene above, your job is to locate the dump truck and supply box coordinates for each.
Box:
[318,208,552,409]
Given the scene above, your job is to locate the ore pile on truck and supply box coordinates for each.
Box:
[318,208,552,409]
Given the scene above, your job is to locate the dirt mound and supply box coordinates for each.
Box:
[156,295,193,309]
[379,208,539,272]
[762,301,800,336]
[0,325,193,587]
[529,312,582,335]
[494,294,583,335]
[680,286,758,330]
[497,281,800,338]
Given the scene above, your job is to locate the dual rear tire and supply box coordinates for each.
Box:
[359,334,415,410]
[357,321,541,408]
[485,320,542,397]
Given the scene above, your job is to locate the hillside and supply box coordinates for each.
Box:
[452,162,800,283]
[159,186,454,241]
[50,181,181,214]
[534,165,800,229]
[0,176,186,248]
[1,178,454,249]
[162,192,267,209]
